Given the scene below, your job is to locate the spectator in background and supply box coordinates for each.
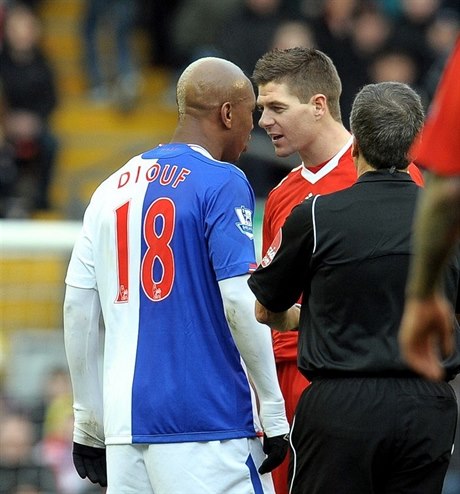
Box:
[137,0,182,70]
[0,0,7,46]
[349,2,393,58]
[312,0,358,58]
[214,0,286,77]
[29,367,73,440]
[2,368,75,492]
[0,2,58,216]
[270,19,316,51]
[423,8,459,101]
[366,36,433,111]
[159,0,242,108]
[311,0,358,124]
[392,0,440,80]
[170,0,241,70]
[41,390,95,494]
[0,83,18,218]
[307,0,457,127]
[368,46,423,99]
[38,369,82,494]
[81,0,140,111]
[0,412,58,494]
[341,2,394,124]
[14,0,42,11]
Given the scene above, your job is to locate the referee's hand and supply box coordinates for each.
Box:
[258,433,289,474]
[72,442,107,487]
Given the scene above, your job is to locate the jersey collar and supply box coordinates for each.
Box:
[300,136,353,184]
[357,169,414,183]
[188,144,214,160]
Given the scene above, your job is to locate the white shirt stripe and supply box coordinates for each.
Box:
[300,136,353,184]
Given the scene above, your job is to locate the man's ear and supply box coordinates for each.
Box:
[352,136,359,158]
[221,102,232,129]
[311,94,327,118]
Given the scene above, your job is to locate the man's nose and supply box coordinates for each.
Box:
[258,111,273,129]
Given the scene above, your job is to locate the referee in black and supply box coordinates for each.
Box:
[248,81,460,494]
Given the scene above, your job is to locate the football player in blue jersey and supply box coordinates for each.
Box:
[63,56,289,493]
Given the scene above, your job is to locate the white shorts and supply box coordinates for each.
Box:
[106,437,275,494]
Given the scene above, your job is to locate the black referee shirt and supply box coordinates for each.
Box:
[249,170,460,380]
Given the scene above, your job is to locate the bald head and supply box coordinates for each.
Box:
[172,57,255,163]
[176,57,253,119]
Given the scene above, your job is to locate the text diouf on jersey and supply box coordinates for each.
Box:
[117,162,191,189]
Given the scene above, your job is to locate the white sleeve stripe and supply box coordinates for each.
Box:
[312,195,320,254]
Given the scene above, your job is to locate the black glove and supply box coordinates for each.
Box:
[73,442,107,487]
[258,433,289,474]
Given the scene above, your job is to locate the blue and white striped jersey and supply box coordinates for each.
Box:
[66,143,259,445]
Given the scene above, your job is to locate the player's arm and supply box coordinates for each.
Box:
[64,284,107,486]
[400,174,460,380]
[405,173,460,299]
[219,275,289,473]
[64,284,104,447]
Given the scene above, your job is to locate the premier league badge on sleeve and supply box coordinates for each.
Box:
[235,205,254,240]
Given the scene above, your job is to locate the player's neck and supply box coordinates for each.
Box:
[300,123,351,168]
[171,124,220,160]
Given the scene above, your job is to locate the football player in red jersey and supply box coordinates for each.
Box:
[252,47,424,494]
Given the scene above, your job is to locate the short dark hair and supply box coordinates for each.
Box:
[252,47,343,121]
[350,82,424,170]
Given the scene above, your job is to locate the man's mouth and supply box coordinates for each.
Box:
[270,134,283,144]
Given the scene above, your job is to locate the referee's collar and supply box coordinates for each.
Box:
[357,168,414,183]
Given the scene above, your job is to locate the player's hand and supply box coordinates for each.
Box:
[258,433,289,474]
[73,442,107,487]
[399,295,455,381]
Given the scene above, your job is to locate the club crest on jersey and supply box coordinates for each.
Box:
[261,229,282,267]
[118,284,129,302]
[235,206,254,240]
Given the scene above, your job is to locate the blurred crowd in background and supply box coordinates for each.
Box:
[0,1,459,493]
[1,366,101,493]
[0,0,459,215]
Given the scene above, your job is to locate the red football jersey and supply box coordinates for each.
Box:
[411,40,460,176]
[262,141,424,362]
[262,139,356,361]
